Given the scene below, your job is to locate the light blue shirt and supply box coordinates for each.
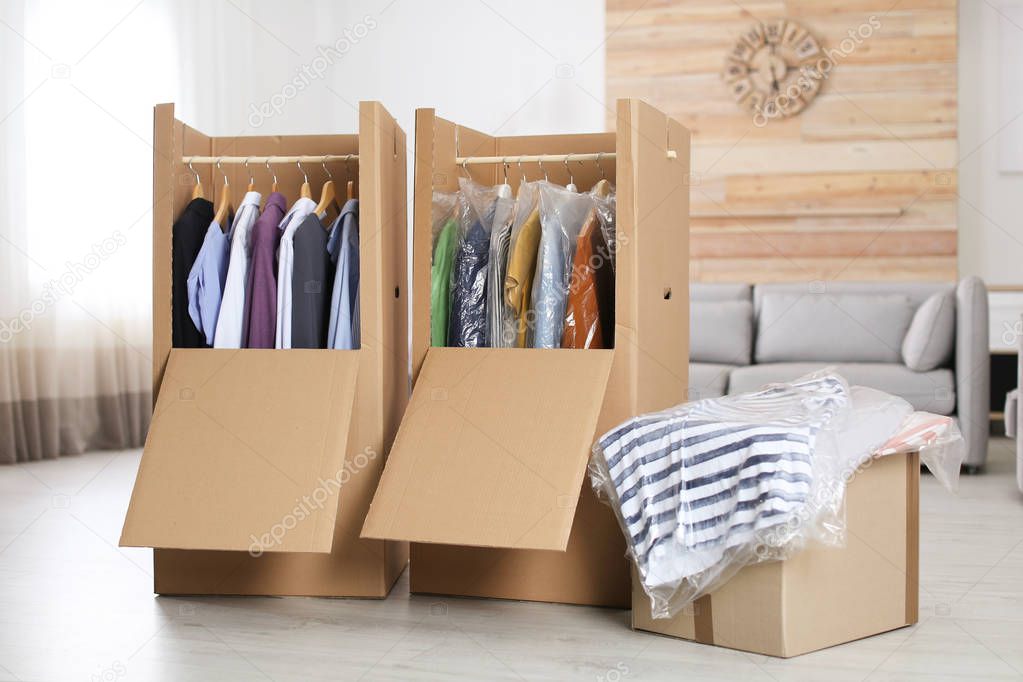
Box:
[326,199,360,349]
[187,217,232,346]
[531,217,565,348]
[531,183,590,348]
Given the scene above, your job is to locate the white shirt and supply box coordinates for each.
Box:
[275,197,319,349]
[213,191,261,348]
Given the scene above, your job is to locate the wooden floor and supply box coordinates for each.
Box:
[0,440,1020,681]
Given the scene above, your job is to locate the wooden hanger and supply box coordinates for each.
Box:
[298,160,312,199]
[345,154,356,200]
[315,159,340,223]
[189,160,204,200]
[244,157,256,192]
[213,159,232,230]
[265,159,279,193]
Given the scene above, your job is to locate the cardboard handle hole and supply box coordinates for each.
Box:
[663,288,672,300]
[394,286,400,299]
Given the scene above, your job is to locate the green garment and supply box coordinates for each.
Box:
[430,218,459,346]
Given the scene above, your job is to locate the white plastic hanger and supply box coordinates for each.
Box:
[497,158,512,200]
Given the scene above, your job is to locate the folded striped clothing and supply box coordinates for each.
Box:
[591,373,851,612]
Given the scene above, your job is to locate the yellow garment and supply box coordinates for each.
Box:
[503,207,542,348]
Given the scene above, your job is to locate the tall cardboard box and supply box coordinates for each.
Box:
[632,451,921,657]
[118,102,409,597]
[361,99,691,607]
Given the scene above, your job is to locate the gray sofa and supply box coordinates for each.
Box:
[1005,321,1023,492]
[690,279,990,471]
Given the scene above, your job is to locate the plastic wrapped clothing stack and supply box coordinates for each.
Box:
[589,371,965,619]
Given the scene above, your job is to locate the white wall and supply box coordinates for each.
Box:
[168,0,607,142]
[958,1,1023,286]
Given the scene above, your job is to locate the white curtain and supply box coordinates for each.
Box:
[0,0,179,462]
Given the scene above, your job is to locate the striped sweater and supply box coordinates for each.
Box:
[595,374,848,589]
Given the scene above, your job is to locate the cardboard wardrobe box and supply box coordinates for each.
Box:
[118,101,409,597]
[360,99,691,607]
[632,450,921,658]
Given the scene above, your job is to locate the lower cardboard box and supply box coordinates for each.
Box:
[120,349,407,597]
[631,450,920,658]
[361,347,632,606]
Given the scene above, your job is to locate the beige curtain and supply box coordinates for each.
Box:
[0,0,174,463]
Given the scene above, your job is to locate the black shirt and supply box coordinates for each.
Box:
[172,198,214,348]
[291,214,333,349]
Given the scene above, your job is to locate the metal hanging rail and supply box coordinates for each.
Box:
[453,151,677,166]
[181,155,357,164]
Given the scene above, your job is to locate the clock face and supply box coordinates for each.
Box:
[723,19,823,120]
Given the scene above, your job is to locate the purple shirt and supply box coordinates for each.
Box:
[243,192,287,348]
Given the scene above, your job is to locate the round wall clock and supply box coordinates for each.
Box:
[722,19,824,120]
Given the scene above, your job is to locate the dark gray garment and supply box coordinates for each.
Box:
[290,213,333,349]
[447,214,492,347]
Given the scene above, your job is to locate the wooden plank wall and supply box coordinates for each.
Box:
[606,0,957,283]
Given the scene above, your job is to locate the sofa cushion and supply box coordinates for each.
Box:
[689,362,733,401]
[691,282,751,302]
[754,282,953,310]
[727,362,955,414]
[902,291,955,371]
[755,293,915,364]
[691,300,753,365]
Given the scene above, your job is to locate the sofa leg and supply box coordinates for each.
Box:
[962,464,983,475]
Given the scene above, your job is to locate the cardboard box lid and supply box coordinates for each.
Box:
[120,349,359,553]
[361,348,613,551]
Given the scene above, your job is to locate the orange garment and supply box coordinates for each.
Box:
[562,181,614,349]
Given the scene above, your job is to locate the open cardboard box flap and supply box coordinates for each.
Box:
[361,348,613,551]
[120,349,359,553]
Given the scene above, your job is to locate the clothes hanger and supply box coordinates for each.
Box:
[593,152,611,197]
[345,154,356,200]
[564,154,577,192]
[497,158,512,199]
[213,158,232,230]
[189,160,204,200]
[538,158,549,183]
[265,159,279,193]
[298,160,312,199]
[315,158,340,223]
[244,157,256,192]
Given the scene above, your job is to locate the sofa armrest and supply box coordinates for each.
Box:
[1018,316,1023,491]
[956,276,990,468]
